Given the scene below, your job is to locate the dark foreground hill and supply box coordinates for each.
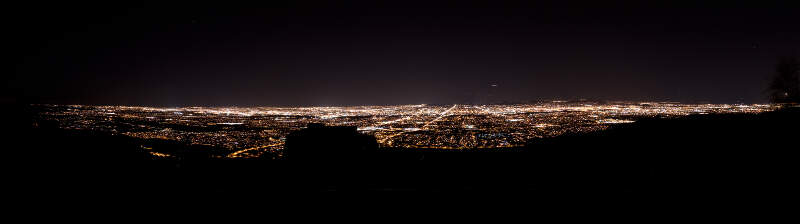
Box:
[5,105,798,207]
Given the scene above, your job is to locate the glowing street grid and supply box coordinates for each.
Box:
[31,102,777,159]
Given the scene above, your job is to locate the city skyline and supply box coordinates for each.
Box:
[32,102,778,159]
[7,1,799,200]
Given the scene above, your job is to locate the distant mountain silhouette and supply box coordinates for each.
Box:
[285,123,378,161]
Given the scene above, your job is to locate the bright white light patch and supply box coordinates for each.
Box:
[597,119,635,124]
[358,126,383,131]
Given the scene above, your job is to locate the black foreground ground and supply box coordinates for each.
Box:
[5,105,798,210]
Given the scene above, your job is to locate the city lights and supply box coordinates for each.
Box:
[31,102,778,159]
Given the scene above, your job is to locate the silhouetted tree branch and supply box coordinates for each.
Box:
[768,56,800,104]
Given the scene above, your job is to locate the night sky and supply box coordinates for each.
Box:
[7,1,800,106]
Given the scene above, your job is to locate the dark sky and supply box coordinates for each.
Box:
[7,1,800,106]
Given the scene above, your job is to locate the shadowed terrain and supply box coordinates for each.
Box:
[6,104,797,207]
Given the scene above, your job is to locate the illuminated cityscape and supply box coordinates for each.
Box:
[8,0,799,201]
[30,102,778,159]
